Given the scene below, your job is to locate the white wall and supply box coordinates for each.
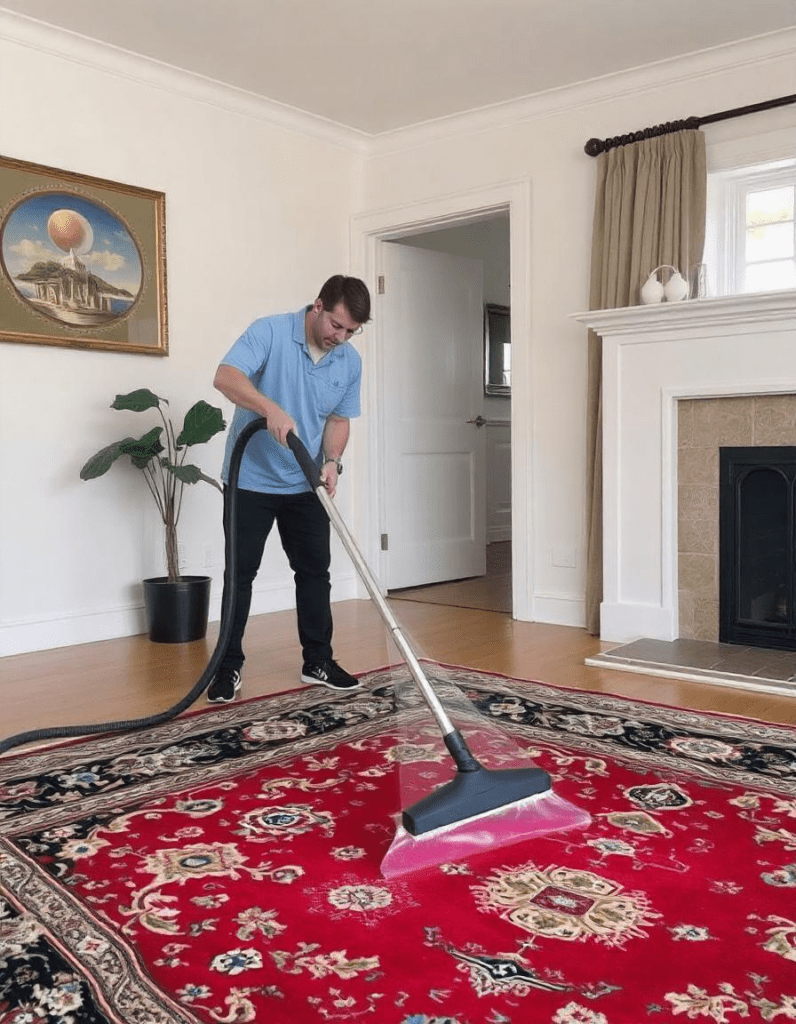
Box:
[0,15,362,655]
[357,30,796,628]
[1,14,794,656]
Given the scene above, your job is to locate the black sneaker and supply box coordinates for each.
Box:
[301,660,362,691]
[207,666,242,704]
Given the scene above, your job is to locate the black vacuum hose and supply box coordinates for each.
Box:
[0,417,314,757]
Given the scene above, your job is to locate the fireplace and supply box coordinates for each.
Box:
[719,446,796,650]
[573,290,796,646]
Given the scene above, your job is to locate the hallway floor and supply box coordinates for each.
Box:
[389,540,511,614]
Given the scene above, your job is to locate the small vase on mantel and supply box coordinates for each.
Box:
[664,270,689,302]
[640,274,665,304]
[640,264,689,304]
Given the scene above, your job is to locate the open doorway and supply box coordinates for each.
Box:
[381,215,512,615]
[351,179,531,622]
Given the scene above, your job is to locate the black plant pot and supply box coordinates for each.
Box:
[143,575,211,644]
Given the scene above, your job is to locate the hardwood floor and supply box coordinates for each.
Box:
[390,540,512,613]
[1,599,793,752]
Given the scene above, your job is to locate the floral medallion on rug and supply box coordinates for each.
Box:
[1,664,795,1024]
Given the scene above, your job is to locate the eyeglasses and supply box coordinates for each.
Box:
[325,310,364,338]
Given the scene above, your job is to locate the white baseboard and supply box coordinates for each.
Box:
[332,574,360,602]
[599,602,676,643]
[531,592,586,628]
[245,582,299,619]
[246,571,359,620]
[1,572,361,657]
[0,604,146,657]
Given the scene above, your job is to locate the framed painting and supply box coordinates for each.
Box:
[0,155,167,355]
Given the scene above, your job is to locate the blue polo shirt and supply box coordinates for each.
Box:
[220,307,362,493]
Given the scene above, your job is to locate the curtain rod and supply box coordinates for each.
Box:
[584,93,796,156]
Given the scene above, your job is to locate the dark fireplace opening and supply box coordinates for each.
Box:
[719,446,796,650]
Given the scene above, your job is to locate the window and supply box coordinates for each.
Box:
[705,160,796,296]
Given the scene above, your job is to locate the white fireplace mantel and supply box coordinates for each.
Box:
[572,291,796,643]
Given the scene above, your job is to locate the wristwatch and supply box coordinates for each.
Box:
[322,456,343,474]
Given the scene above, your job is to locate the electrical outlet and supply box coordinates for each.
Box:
[177,542,187,567]
[203,543,214,568]
[551,545,576,568]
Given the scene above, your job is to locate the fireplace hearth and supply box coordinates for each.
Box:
[720,446,796,651]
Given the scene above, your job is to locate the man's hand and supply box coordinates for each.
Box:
[213,365,296,447]
[320,462,339,498]
[320,416,349,498]
[265,405,297,447]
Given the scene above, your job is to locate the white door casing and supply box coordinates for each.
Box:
[379,241,486,589]
[349,179,533,619]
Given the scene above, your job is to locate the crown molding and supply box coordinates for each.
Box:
[1,7,793,160]
[367,27,796,158]
[0,7,369,154]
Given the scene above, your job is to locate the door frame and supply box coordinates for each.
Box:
[350,178,534,621]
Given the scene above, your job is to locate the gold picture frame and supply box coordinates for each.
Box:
[0,155,167,356]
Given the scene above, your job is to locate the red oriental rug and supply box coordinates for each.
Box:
[1,663,796,1024]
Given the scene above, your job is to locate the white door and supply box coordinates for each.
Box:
[379,241,486,589]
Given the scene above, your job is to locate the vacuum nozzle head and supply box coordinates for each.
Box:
[402,764,552,836]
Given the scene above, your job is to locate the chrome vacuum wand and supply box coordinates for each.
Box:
[314,484,458,737]
[286,431,552,836]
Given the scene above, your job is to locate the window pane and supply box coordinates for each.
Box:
[747,185,795,226]
[747,222,795,262]
[745,261,796,292]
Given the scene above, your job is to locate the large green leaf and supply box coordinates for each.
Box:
[80,439,132,480]
[111,389,164,413]
[119,427,164,468]
[176,401,226,448]
[167,462,223,492]
[168,462,202,484]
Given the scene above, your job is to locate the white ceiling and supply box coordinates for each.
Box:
[2,0,795,134]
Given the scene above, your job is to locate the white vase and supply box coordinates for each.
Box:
[641,274,664,304]
[664,272,689,302]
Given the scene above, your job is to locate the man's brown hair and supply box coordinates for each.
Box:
[318,275,371,325]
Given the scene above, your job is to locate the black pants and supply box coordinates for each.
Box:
[220,488,332,670]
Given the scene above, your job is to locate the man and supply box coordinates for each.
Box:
[207,275,371,704]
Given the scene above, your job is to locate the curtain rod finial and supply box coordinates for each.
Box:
[584,138,605,157]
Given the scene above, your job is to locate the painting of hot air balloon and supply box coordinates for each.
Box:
[0,156,167,355]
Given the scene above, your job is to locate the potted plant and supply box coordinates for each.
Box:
[80,388,226,643]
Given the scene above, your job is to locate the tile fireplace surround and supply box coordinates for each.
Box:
[573,291,796,651]
[677,395,796,642]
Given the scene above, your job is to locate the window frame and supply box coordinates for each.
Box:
[706,159,796,296]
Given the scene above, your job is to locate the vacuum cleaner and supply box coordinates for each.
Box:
[0,419,588,870]
[282,426,554,835]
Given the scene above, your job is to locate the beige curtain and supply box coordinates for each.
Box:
[585,129,707,635]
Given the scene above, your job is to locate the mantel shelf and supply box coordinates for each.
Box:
[571,290,796,336]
